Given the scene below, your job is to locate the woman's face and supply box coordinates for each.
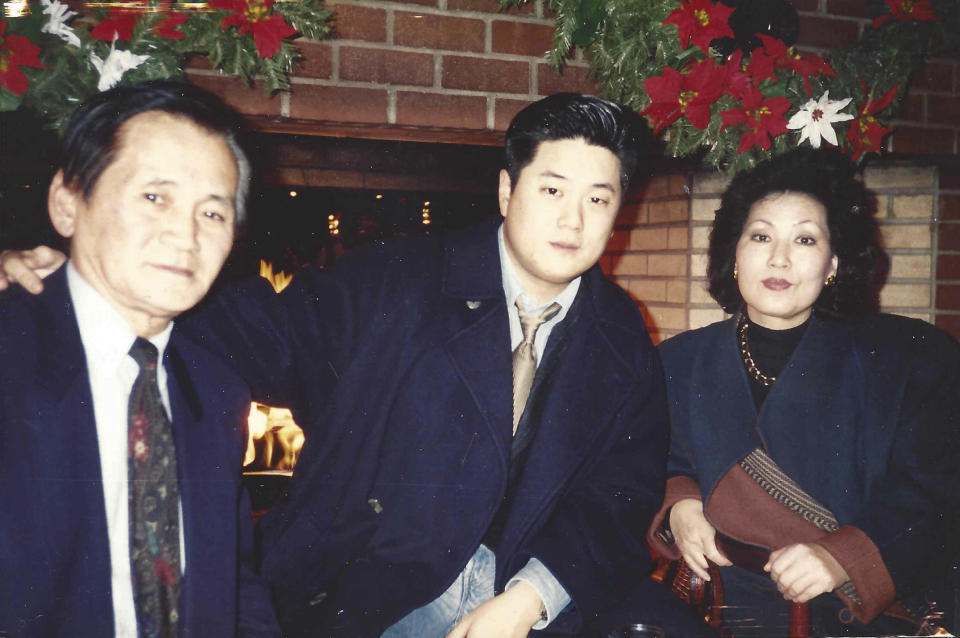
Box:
[735,191,838,330]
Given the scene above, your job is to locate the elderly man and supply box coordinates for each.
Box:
[0,81,279,637]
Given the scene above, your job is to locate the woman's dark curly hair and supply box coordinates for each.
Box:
[707,148,882,318]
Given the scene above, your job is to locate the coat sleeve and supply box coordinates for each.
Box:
[512,341,669,633]
[236,479,283,637]
[647,340,704,561]
[179,265,356,423]
[840,322,960,607]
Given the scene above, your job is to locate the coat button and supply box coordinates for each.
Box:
[367,498,383,514]
[466,300,481,310]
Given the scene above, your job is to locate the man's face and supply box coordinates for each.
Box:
[50,111,238,336]
[499,137,622,303]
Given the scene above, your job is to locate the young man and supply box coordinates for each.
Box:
[0,81,279,637]
[190,93,668,637]
[1,94,675,637]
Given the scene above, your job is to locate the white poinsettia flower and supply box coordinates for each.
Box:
[90,43,150,91]
[39,0,81,47]
[786,91,855,149]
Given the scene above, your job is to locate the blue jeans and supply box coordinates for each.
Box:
[381,545,496,638]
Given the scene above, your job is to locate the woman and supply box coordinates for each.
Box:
[648,148,960,636]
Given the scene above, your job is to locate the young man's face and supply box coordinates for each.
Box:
[49,111,238,336]
[499,137,622,303]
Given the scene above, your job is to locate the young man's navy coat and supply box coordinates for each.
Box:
[185,218,669,636]
[0,266,280,637]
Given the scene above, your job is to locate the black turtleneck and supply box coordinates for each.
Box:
[741,315,808,409]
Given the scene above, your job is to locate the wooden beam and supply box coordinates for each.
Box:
[245,116,504,147]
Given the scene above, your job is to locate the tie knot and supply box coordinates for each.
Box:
[129,337,159,371]
[517,301,561,343]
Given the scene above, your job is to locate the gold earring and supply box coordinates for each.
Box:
[825,273,836,287]
[733,264,738,280]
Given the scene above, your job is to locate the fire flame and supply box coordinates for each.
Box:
[245,402,304,472]
[243,262,301,472]
[259,259,293,293]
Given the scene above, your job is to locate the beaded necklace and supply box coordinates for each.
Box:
[737,313,776,387]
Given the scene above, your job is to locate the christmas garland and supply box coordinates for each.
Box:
[0,0,331,131]
[513,0,960,173]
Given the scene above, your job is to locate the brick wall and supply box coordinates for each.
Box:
[601,175,694,344]
[186,0,959,152]
[187,0,599,137]
[935,162,960,336]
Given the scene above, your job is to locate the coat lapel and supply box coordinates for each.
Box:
[165,339,223,633]
[32,266,108,523]
[441,220,514,461]
[499,269,644,544]
[755,315,864,513]
[28,267,115,629]
[35,267,90,407]
[685,318,763,498]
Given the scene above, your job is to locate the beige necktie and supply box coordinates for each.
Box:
[512,301,561,434]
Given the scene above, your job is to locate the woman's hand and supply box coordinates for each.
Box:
[0,246,65,293]
[765,543,848,603]
[669,498,732,581]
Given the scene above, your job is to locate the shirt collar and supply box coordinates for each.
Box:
[498,225,580,313]
[66,261,173,370]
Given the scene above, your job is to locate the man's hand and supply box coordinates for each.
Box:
[765,542,848,603]
[0,246,66,294]
[445,580,543,638]
[669,498,732,581]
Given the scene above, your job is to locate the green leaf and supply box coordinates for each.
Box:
[0,88,23,111]
[570,0,605,47]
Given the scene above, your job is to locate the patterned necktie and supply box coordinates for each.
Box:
[128,337,181,638]
[512,301,561,434]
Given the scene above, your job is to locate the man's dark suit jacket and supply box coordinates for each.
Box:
[0,266,280,637]
[185,218,669,636]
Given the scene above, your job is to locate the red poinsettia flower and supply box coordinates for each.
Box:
[747,34,834,95]
[153,13,188,40]
[664,0,734,54]
[722,50,752,98]
[641,58,727,133]
[0,20,44,97]
[208,0,298,59]
[90,7,142,42]
[719,84,791,152]
[873,0,940,28]
[846,82,898,161]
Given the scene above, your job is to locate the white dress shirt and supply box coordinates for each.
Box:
[67,262,182,638]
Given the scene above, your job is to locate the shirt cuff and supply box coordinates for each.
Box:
[506,557,571,630]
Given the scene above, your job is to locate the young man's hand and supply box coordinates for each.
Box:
[0,246,65,293]
[445,580,543,638]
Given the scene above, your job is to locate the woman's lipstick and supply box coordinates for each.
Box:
[762,278,790,291]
